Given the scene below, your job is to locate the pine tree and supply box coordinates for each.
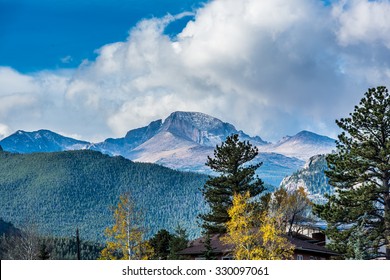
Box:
[168,225,188,260]
[347,215,372,259]
[149,229,174,260]
[315,86,390,259]
[76,228,81,260]
[200,134,265,234]
[202,233,216,260]
[37,241,50,260]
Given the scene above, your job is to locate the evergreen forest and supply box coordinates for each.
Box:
[0,150,208,243]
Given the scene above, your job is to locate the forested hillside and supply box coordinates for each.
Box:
[0,218,20,236]
[279,154,333,202]
[0,150,208,241]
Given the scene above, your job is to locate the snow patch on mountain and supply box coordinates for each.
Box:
[0,112,337,188]
[128,131,199,162]
[258,130,336,161]
[90,119,162,157]
[160,111,268,147]
[0,130,89,153]
[280,154,333,203]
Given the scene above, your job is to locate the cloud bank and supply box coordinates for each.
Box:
[1,0,390,141]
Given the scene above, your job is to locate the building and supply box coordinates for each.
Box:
[179,232,338,260]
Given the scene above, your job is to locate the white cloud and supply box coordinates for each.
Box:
[0,123,10,140]
[1,0,390,142]
[0,67,40,120]
[334,0,390,47]
[0,67,39,95]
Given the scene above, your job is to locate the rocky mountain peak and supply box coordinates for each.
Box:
[303,154,326,169]
[124,119,162,141]
[163,111,235,131]
[0,129,89,153]
[160,111,237,146]
[293,130,335,144]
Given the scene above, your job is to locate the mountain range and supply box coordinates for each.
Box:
[0,112,338,242]
[0,111,336,186]
[0,129,89,153]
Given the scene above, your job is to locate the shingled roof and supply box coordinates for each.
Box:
[179,232,338,257]
[287,236,338,256]
[179,234,233,256]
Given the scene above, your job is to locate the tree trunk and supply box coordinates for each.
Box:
[384,174,390,260]
[385,197,390,260]
[76,228,81,260]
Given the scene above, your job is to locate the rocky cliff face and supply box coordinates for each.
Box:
[280,154,333,202]
[124,119,163,145]
[160,111,239,146]
[0,111,336,187]
[90,119,163,157]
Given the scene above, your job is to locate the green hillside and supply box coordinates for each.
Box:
[0,150,208,241]
[0,218,20,236]
[280,154,333,202]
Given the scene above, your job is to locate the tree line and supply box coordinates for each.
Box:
[0,150,208,242]
[196,86,389,260]
[1,86,389,260]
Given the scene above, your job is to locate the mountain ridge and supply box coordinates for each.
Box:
[0,111,335,185]
[258,130,336,161]
[0,129,89,153]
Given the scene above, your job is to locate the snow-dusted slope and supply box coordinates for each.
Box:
[129,130,305,186]
[126,112,236,172]
[124,112,305,186]
[0,112,336,187]
[258,130,336,161]
[129,131,200,162]
[90,119,162,157]
[280,154,333,202]
[0,130,90,153]
[159,111,268,147]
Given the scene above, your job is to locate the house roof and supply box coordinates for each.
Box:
[179,234,234,256]
[286,236,338,256]
[179,232,338,257]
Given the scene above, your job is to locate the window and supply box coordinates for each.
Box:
[297,255,304,260]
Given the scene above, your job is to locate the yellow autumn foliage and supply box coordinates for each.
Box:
[222,192,294,260]
[270,187,312,233]
[99,194,153,260]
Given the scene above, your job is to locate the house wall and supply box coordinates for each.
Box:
[189,252,330,260]
[293,251,330,260]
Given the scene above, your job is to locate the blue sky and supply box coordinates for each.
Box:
[0,0,390,142]
[0,0,206,72]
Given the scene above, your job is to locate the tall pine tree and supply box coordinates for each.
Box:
[315,86,390,259]
[200,134,265,234]
[167,225,189,260]
[149,229,174,260]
